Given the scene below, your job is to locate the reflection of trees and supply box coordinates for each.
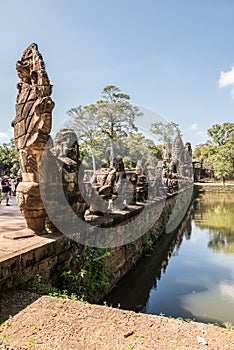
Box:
[104,203,194,311]
[193,193,234,254]
[165,186,193,234]
[207,230,234,254]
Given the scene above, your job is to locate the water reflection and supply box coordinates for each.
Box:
[104,205,194,313]
[194,193,234,254]
[105,191,234,325]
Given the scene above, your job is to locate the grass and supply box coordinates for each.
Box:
[24,338,38,349]
[223,321,234,331]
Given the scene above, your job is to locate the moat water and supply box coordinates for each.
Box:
[105,191,234,325]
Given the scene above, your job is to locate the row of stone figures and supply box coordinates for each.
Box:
[12,43,193,236]
[86,157,149,214]
[86,137,193,214]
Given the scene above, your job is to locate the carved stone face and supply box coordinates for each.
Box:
[115,155,125,172]
[67,143,79,161]
[52,129,80,161]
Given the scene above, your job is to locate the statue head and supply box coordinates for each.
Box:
[185,142,192,156]
[114,155,125,172]
[52,129,80,161]
[136,160,143,176]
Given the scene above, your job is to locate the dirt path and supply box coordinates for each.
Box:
[0,290,233,350]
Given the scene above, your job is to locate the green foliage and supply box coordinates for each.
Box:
[0,139,20,177]
[67,85,142,169]
[193,122,234,183]
[29,275,78,300]
[122,132,162,168]
[223,321,234,331]
[205,144,234,183]
[67,85,179,170]
[150,121,181,145]
[24,339,38,349]
[192,143,217,163]
[142,226,161,253]
[194,193,234,254]
[96,85,142,167]
[66,104,101,172]
[143,236,154,253]
[207,122,234,146]
[79,141,109,170]
[60,247,111,302]
[30,248,112,303]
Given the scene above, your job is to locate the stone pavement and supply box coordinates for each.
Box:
[0,196,59,263]
[0,196,26,235]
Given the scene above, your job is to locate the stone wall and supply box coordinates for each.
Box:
[0,189,192,295]
[0,234,81,290]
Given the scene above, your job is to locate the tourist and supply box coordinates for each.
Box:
[1,175,11,206]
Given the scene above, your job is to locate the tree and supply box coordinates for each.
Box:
[194,122,234,184]
[67,104,101,172]
[206,144,234,184]
[192,143,217,164]
[193,194,234,254]
[207,122,234,146]
[67,85,142,170]
[96,85,142,167]
[0,139,20,177]
[207,122,234,184]
[150,121,181,146]
[122,132,163,168]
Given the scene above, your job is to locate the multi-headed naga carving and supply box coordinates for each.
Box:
[12,43,54,234]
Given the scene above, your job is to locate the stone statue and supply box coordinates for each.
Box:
[135,160,148,202]
[12,43,54,235]
[185,142,192,158]
[184,142,193,178]
[172,132,184,166]
[51,129,87,218]
[39,128,87,232]
[163,143,172,162]
[113,155,127,209]
[114,155,125,183]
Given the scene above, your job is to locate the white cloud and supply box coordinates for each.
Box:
[0,132,9,138]
[218,65,234,98]
[188,123,199,131]
[219,65,234,87]
[188,123,205,136]
[186,123,207,145]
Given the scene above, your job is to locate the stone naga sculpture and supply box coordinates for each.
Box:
[12,43,55,235]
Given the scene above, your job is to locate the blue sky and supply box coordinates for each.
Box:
[1,0,234,148]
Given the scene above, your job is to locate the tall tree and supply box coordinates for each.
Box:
[67,104,100,172]
[206,144,234,185]
[192,143,217,163]
[207,122,234,146]
[122,132,163,168]
[194,122,234,184]
[150,121,181,146]
[96,85,142,168]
